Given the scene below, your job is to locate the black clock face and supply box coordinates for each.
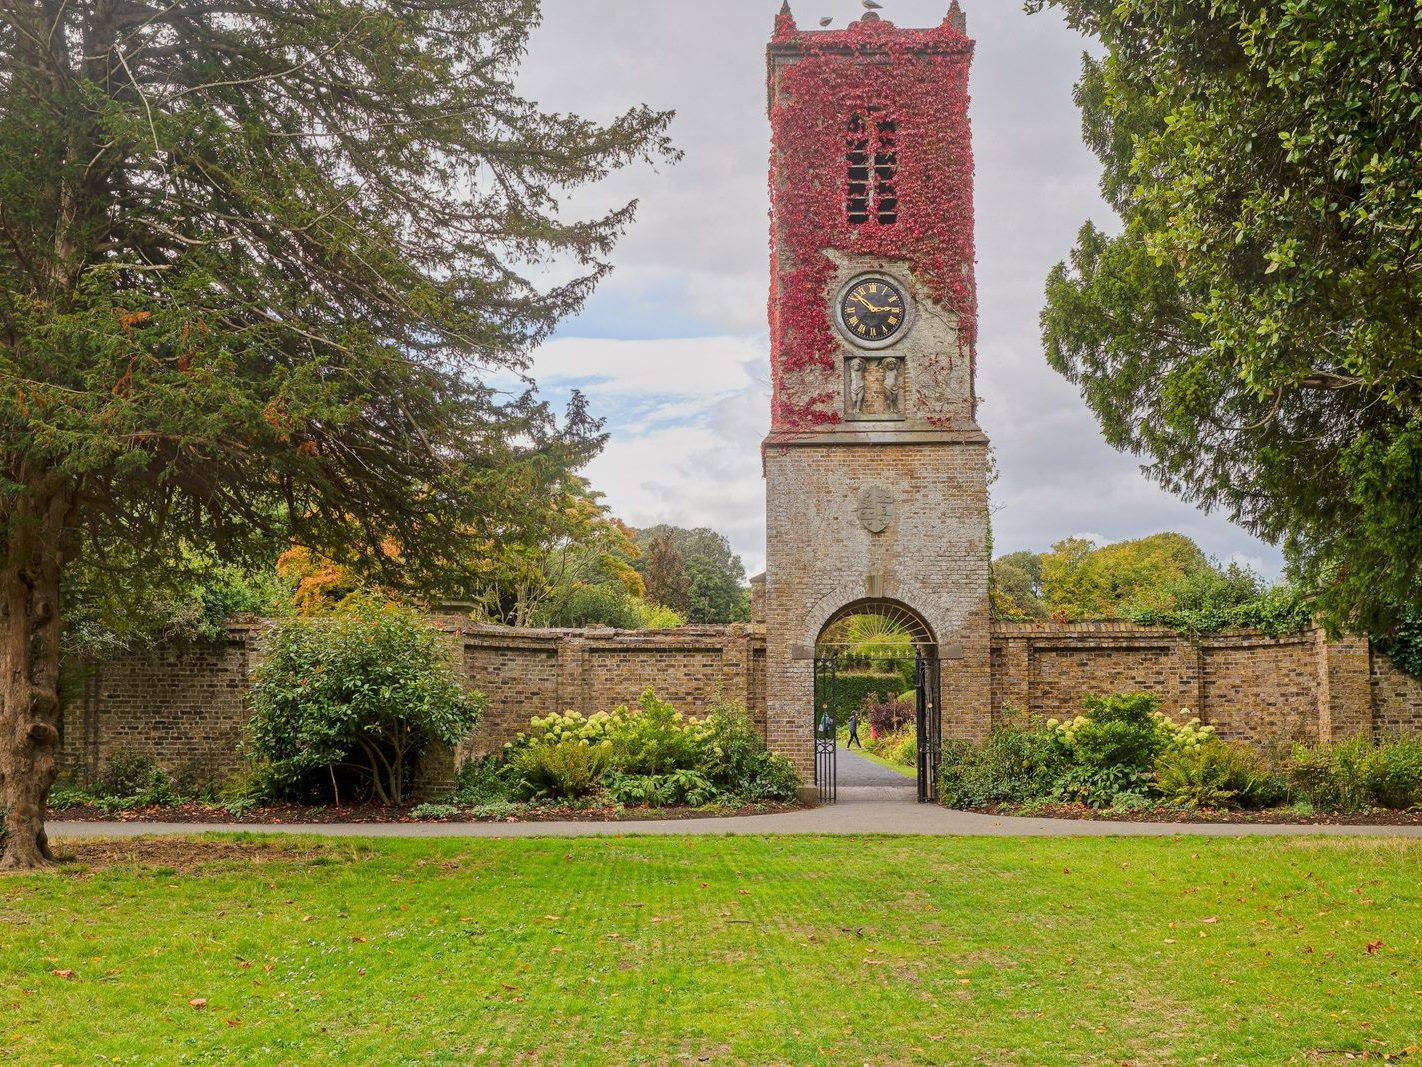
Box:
[840,278,907,344]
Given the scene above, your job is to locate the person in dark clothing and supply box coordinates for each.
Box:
[847,708,863,748]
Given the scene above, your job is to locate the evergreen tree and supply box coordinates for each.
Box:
[0,0,676,868]
[636,525,749,624]
[1031,0,1422,635]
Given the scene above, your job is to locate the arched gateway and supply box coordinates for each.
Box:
[761,4,991,803]
[812,599,943,803]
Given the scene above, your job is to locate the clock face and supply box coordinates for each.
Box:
[840,278,908,345]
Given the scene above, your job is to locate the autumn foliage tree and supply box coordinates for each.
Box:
[0,0,675,868]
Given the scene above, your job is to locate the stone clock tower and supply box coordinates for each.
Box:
[762,2,992,782]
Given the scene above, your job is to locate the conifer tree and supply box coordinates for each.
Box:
[0,0,676,868]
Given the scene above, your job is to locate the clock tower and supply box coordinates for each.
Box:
[762,3,992,788]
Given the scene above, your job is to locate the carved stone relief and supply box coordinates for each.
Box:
[855,485,895,534]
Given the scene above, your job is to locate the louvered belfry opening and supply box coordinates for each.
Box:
[846,111,899,226]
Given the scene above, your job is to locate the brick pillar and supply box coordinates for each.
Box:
[557,634,590,715]
[1168,636,1205,723]
[1318,631,1373,741]
[999,632,1031,726]
[718,624,756,713]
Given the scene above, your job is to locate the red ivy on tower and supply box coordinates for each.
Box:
[767,3,977,434]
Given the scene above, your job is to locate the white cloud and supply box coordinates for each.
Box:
[515,0,1285,584]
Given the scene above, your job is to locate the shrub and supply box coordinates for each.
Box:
[509,739,612,800]
[525,709,627,748]
[606,773,662,806]
[1154,742,1284,810]
[1055,764,1152,808]
[86,750,180,810]
[454,755,515,806]
[826,672,905,726]
[1288,737,1377,812]
[95,750,174,800]
[47,784,88,810]
[656,770,720,807]
[865,695,914,736]
[608,687,710,776]
[606,771,719,807]
[868,725,917,768]
[1052,693,1167,770]
[739,752,801,802]
[1364,739,1422,810]
[247,601,484,805]
[939,727,1068,808]
[699,698,800,801]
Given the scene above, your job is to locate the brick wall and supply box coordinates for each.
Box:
[57,617,1422,789]
[58,621,767,787]
[1371,650,1422,737]
[988,622,1415,744]
[59,627,257,785]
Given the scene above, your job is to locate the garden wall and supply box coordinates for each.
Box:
[57,621,767,787]
[988,622,1384,744]
[55,617,1422,789]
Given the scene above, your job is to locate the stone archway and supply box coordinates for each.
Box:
[810,599,942,804]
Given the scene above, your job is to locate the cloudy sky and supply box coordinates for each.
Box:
[513,0,1283,579]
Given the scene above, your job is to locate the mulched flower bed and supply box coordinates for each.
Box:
[973,802,1422,826]
[49,799,806,825]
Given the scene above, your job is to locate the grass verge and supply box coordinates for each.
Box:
[3,834,1420,1064]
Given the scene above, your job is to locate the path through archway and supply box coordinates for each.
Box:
[812,600,941,804]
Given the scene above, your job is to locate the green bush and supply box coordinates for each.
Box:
[1054,693,1167,770]
[79,750,180,811]
[509,739,612,800]
[95,750,175,800]
[453,755,515,806]
[1288,737,1375,812]
[869,726,917,769]
[698,697,801,802]
[940,727,1068,808]
[608,687,710,776]
[606,773,661,806]
[824,672,905,726]
[1364,739,1422,810]
[495,689,799,808]
[1154,742,1285,810]
[606,770,721,808]
[246,600,484,805]
[1054,764,1151,808]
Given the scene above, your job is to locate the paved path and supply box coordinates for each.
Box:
[47,769,1422,844]
[834,744,917,802]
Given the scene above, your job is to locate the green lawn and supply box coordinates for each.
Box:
[4,834,1421,1065]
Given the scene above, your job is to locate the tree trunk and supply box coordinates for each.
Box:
[0,485,72,872]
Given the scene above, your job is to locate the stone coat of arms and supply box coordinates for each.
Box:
[855,485,895,534]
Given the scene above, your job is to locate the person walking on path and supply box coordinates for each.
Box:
[847,708,863,749]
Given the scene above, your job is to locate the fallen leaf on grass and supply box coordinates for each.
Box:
[1367,940,1384,954]
[51,970,75,980]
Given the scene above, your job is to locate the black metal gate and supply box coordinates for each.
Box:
[812,648,942,804]
[813,653,840,803]
[915,652,942,804]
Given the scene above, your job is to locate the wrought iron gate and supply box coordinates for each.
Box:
[915,653,942,804]
[813,654,839,803]
[812,649,942,804]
